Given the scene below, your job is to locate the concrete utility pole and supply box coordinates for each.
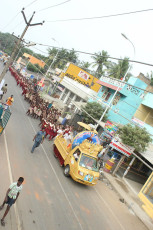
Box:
[0,8,44,84]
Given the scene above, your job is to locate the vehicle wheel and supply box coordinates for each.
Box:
[53,144,58,158]
[64,165,70,177]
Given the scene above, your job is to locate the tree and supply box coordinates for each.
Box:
[118,124,152,152]
[47,47,78,70]
[146,71,153,86]
[79,61,91,72]
[108,57,131,81]
[0,32,17,55]
[91,50,110,79]
[27,63,45,74]
[82,102,108,124]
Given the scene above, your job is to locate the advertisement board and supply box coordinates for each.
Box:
[61,63,101,92]
[110,138,134,157]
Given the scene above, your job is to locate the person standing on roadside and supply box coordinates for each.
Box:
[5,95,14,110]
[0,177,24,226]
[0,84,7,100]
[2,84,7,95]
[31,127,46,153]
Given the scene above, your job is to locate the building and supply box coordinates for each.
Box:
[59,76,98,108]
[96,74,149,125]
[52,63,102,109]
[17,53,45,68]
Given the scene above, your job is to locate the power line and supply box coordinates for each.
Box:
[1,0,38,32]
[22,39,153,95]
[24,38,153,68]
[38,0,71,12]
[24,0,38,9]
[46,8,153,23]
[0,12,21,32]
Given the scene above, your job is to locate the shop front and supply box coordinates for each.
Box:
[103,138,134,174]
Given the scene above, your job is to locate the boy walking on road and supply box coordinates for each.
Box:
[31,127,46,153]
[0,177,24,226]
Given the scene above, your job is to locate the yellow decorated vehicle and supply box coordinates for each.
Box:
[53,128,102,186]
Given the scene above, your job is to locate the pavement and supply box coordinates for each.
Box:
[101,171,153,230]
[0,62,151,230]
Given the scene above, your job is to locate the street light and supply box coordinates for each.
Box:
[45,38,60,77]
[121,33,135,56]
[95,33,135,130]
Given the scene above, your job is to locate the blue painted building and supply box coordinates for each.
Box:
[95,75,147,125]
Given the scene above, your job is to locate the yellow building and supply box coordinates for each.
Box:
[138,171,153,219]
[134,92,153,126]
[60,63,101,92]
[17,53,45,68]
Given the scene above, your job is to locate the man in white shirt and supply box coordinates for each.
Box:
[0,177,24,226]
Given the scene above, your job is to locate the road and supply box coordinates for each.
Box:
[0,62,147,230]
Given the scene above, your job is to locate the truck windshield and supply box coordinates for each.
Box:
[79,153,99,172]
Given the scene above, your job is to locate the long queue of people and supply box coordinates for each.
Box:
[9,67,74,143]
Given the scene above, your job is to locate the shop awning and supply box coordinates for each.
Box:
[97,80,122,91]
[110,139,134,157]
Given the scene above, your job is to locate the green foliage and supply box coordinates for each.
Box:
[27,63,45,74]
[108,57,131,81]
[146,71,153,86]
[47,47,78,69]
[0,31,46,63]
[0,32,17,55]
[118,124,152,152]
[79,61,91,72]
[82,102,108,124]
[91,50,110,79]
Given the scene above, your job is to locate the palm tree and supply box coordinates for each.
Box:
[108,57,131,81]
[79,61,91,72]
[47,48,78,69]
[91,50,110,79]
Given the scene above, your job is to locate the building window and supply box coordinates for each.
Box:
[102,89,108,99]
[112,93,121,105]
[105,92,111,101]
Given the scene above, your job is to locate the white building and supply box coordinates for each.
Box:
[59,76,98,108]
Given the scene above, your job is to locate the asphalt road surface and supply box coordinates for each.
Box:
[0,62,148,230]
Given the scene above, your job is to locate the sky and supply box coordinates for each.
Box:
[0,0,153,77]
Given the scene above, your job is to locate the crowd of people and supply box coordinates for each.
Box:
[10,67,75,143]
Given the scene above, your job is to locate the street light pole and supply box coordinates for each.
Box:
[95,34,135,130]
[45,38,60,77]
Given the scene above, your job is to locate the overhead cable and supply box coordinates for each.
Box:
[38,0,71,12]
[24,38,153,68]
[46,8,153,23]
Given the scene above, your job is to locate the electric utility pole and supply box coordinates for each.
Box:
[0,8,44,83]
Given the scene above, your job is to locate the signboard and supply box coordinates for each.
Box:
[100,121,118,144]
[100,76,125,88]
[105,121,118,135]
[78,70,89,81]
[61,63,101,92]
[110,138,134,157]
[132,117,144,127]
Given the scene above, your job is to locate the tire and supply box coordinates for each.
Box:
[64,165,70,177]
[53,144,58,158]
